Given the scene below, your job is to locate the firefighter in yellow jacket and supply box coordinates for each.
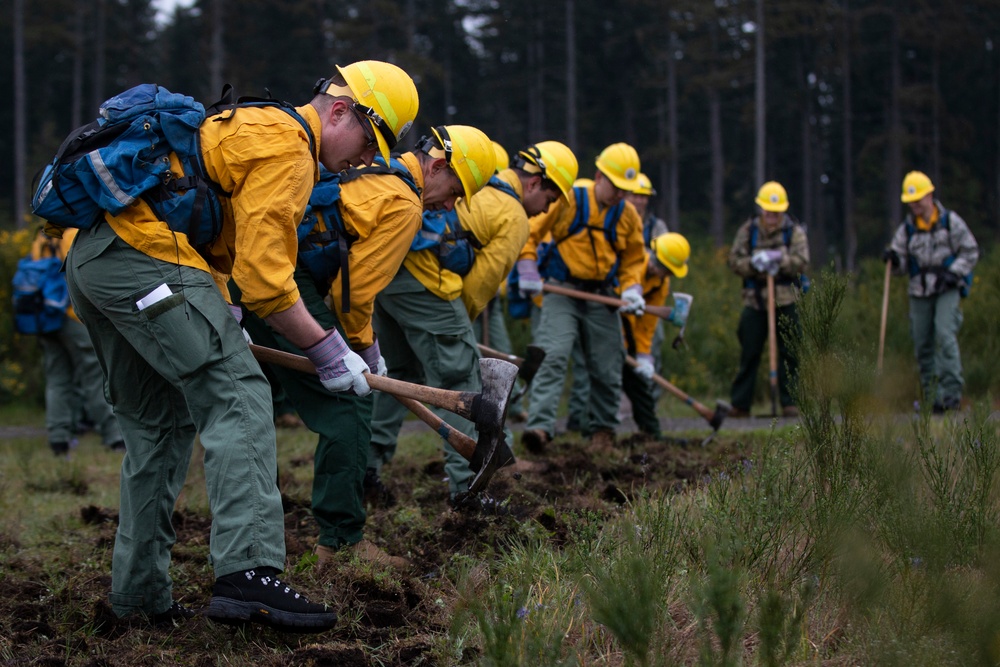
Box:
[621,233,690,438]
[237,124,496,565]
[516,143,647,453]
[62,61,418,631]
[369,140,579,505]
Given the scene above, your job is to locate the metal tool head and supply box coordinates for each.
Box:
[517,345,546,383]
[465,358,519,494]
[709,399,732,431]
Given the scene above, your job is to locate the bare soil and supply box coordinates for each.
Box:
[0,416,773,666]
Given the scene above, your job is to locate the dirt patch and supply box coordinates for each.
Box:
[0,426,755,665]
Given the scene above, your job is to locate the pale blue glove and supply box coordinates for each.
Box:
[634,354,655,381]
[516,259,544,297]
[304,330,371,396]
[618,285,646,315]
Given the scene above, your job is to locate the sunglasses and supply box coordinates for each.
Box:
[349,105,378,151]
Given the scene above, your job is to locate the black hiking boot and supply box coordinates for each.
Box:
[205,567,337,633]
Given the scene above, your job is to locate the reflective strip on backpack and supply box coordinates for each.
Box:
[89,150,136,208]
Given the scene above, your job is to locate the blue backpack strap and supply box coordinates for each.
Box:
[486,175,520,202]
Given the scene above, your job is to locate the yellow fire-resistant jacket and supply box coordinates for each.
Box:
[328,152,424,348]
[31,227,79,322]
[98,104,322,319]
[458,169,530,321]
[519,183,645,293]
[622,254,671,356]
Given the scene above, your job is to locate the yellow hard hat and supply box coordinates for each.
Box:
[492,141,509,172]
[325,60,420,163]
[429,125,496,200]
[633,172,656,197]
[595,143,641,191]
[651,232,690,278]
[901,171,934,203]
[514,140,579,202]
[755,181,789,212]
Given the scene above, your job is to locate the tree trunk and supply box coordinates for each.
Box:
[841,0,856,271]
[755,0,766,185]
[13,0,26,228]
[527,5,543,138]
[72,2,85,128]
[209,0,225,96]
[92,0,106,111]
[887,10,902,231]
[710,88,725,247]
[565,0,577,150]
[931,26,941,185]
[667,32,680,230]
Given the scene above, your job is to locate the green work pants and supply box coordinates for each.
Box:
[66,222,285,619]
[233,269,371,550]
[730,304,799,411]
[39,318,121,447]
[621,364,661,436]
[473,295,513,354]
[525,288,625,437]
[566,340,592,434]
[909,289,964,403]
[369,268,480,497]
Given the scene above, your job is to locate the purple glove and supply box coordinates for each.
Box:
[358,339,387,376]
[516,259,543,297]
[303,329,371,396]
[229,303,251,344]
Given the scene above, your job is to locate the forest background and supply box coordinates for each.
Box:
[1,0,999,406]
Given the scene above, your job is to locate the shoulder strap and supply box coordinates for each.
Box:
[206,85,316,156]
[486,175,520,202]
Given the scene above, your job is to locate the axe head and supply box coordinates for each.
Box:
[517,345,546,383]
[708,399,732,431]
[466,358,519,494]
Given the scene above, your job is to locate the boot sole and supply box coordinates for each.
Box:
[205,597,337,633]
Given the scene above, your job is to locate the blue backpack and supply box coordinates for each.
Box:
[32,83,314,249]
[297,157,419,312]
[410,175,519,277]
[12,238,69,335]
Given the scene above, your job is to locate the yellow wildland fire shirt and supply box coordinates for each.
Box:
[519,182,646,293]
[329,152,424,349]
[82,104,322,320]
[458,169,531,321]
[622,255,671,356]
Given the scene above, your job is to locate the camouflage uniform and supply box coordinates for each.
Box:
[727,216,810,412]
[888,201,978,407]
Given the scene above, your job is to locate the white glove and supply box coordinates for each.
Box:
[516,259,544,297]
[669,293,693,328]
[751,249,783,275]
[229,303,252,344]
[634,354,655,381]
[303,330,372,396]
[618,285,646,315]
[358,339,387,376]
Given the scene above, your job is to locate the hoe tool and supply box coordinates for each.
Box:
[877,259,892,373]
[626,355,731,443]
[541,283,673,320]
[249,344,518,494]
[765,274,780,418]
